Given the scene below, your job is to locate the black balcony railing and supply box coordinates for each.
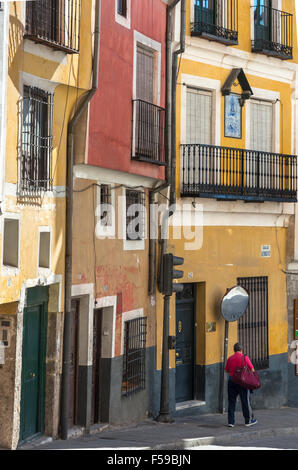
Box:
[24,0,81,54]
[181,143,297,202]
[252,4,293,59]
[132,99,166,166]
[191,0,238,45]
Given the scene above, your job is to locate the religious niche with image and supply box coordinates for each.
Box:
[224,93,242,139]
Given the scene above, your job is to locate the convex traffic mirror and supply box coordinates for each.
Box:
[221,286,249,322]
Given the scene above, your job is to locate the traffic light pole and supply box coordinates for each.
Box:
[157,294,174,422]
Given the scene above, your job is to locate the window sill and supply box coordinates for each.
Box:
[24,34,79,54]
[191,27,238,46]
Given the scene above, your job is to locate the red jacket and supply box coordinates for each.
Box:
[225,352,254,377]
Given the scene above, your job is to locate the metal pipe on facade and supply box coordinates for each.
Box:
[60,0,101,440]
[157,0,186,423]
[170,0,186,207]
[148,0,181,296]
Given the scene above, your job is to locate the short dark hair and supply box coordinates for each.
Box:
[234,343,243,353]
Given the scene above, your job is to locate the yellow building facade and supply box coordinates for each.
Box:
[154,0,298,416]
[0,0,93,448]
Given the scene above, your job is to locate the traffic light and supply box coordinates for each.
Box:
[161,253,184,296]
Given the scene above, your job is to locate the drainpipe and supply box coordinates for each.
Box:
[60,0,101,440]
[157,0,186,423]
[148,0,180,295]
[149,0,184,296]
[170,0,186,207]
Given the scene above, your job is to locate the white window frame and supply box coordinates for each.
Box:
[37,226,52,274]
[95,182,116,239]
[1,213,21,276]
[180,74,221,192]
[180,74,221,146]
[133,31,161,105]
[245,87,280,154]
[115,0,131,30]
[121,308,144,356]
[120,188,146,252]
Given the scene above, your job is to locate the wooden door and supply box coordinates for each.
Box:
[20,287,48,443]
[92,309,102,424]
[175,284,195,403]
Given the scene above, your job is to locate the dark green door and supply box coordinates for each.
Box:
[175,284,195,403]
[20,287,48,443]
[254,0,271,43]
[194,0,216,26]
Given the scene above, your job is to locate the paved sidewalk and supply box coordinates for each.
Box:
[19,407,298,450]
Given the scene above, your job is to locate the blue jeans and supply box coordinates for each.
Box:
[228,379,254,425]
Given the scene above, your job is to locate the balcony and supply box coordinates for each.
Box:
[24,0,81,54]
[131,99,166,166]
[252,4,293,60]
[181,144,297,202]
[191,0,238,45]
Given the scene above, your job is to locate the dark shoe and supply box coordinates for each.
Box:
[245,419,257,427]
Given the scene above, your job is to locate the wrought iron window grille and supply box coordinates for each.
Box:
[132,100,166,166]
[125,189,146,241]
[99,184,112,227]
[24,0,81,54]
[237,277,269,370]
[181,143,297,203]
[191,0,238,45]
[122,317,147,397]
[251,4,293,60]
[19,86,54,196]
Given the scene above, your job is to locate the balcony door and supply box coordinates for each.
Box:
[185,87,217,187]
[134,44,156,159]
[254,0,271,43]
[249,99,274,192]
[194,0,216,26]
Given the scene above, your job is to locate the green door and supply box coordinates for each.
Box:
[20,287,48,443]
[175,284,195,403]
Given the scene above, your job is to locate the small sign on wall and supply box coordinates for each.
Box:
[261,245,271,258]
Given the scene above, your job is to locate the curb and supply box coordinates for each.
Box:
[150,426,298,450]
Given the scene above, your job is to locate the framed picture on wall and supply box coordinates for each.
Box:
[224,93,242,139]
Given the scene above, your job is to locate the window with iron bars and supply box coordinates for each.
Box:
[99,184,112,227]
[19,86,53,195]
[117,0,127,17]
[122,317,147,397]
[126,189,145,241]
[24,0,81,54]
[237,276,269,370]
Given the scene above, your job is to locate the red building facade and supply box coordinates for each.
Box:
[88,0,167,180]
[72,0,168,428]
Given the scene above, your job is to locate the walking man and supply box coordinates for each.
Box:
[225,343,257,427]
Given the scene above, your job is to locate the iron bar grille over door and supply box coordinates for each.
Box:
[192,0,238,44]
[20,86,53,195]
[237,277,269,370]
[25,0,80,53]
[122,317,147,396]
[132,44,165,164]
